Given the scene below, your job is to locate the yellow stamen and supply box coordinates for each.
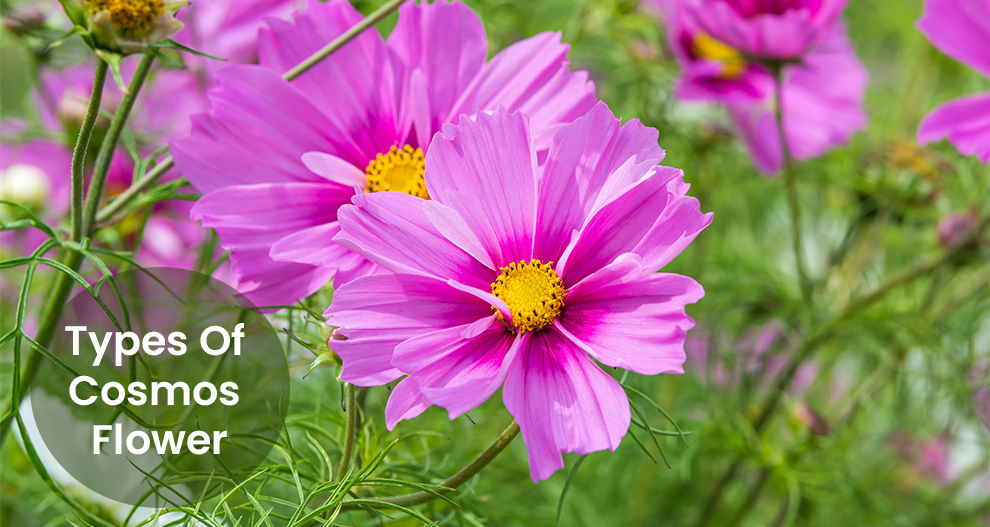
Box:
[692,33,747,78]
[89,0,163,34]
[365,145,429,199]
[491,260,566,334]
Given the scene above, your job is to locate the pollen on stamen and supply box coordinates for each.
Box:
[365,145,429,200]
[692,33,747,78]
[491,260,566,334]
[89,0,164,34]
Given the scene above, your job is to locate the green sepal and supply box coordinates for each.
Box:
[160,38,227,62]
[45,26,83,52]
[95,50,129,94]
[56,0,87,27]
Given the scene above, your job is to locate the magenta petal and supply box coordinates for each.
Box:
[326,272,494,385]
[632,174,714,271]
[502,329,631,482]
[448,32,597,153]
[559,255,704,375]
[334,191,494,289]
[172,66,357,193]
[270,221,361,271]
[535,102,666,264]
[191,182,351,306]
[425,108,538,267]
[385,377,431,430]
[387,0,487,139]
[257,0,397,158]
[393,324,519,419]
[917,0,990,77]
[559,167,673,285]
[918,92,990,162]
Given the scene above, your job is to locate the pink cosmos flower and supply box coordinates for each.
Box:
[916,0,990,162]
[656,0,867,173]
[171,0,597,308]
[325,104,712,481]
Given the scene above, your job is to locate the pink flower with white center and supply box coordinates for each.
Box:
[171,0,597,308]
[916,0,990,162]
[653,0,868,173]
[325,103,711,481]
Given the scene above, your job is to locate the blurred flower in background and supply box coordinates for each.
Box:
[651,0,868,173]
[916,0,990,162]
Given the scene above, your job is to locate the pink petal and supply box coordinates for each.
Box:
[385,377,432,429]
[502,328,631,482]
[171,66,360,193]
[558,255,704,376]
[918,92,990,162]
[334,191,494,289]
[917,0,990,77]
[392,323,519,421]
[425,108,538,268]
[448,32,597,153]
[535,102,666,264]
[301,152,367,188]
[191,182,351,306]
[257,0,398,158]
[325,273,495,386]
[632,174,714,271]
[559,167,674,285]
[387,0,487,140]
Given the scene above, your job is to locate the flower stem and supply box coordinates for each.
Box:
[337,383,357,480]
[0,52,156,445]
[70,59,108,242]
[82,52,155,237]
[95,155,173,224]
[772,66,813,307]
[341,421,520,510]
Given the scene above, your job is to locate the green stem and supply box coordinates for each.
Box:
[0,53,155,445]
[772,66,812,307]
[341,421,520,510]
[283,0,407,81]
[82,52,154,237]
[337,383,357,480]
[71,60,108,241]
[725,467,772,527]
[95,155,173,224]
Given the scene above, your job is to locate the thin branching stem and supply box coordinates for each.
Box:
[337,383,357,480]
[96,155,173,224]
[772,65,813,307]
[71,59,108,241]
[341,421,520,510]
[0,52,155,444]
[691,217,986,527]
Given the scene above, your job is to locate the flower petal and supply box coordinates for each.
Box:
[425,108,538,267]
[334,191,494,288]
[918,92,990,162]
[387,0,487,140]
[535,102,666,263]
[392,323,519,420]
[257,0,398,158]
[559,167,674,285]
[632,174,714,271]
[448,32,597,153]
[326,273,494,385]
[385,377,432,429]
[558,254,704,376]
[502,328,631,482]
[917,0,990,77]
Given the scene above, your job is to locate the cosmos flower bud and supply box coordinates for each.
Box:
[790,402,831,437]
[936,210,980,249]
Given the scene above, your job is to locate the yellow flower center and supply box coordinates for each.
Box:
[692,33,746,78]
[89,0,163,34]
[491,260,566,334]
[365,145,429,199]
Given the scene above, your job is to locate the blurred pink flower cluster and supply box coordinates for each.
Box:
[650,0,869,173]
